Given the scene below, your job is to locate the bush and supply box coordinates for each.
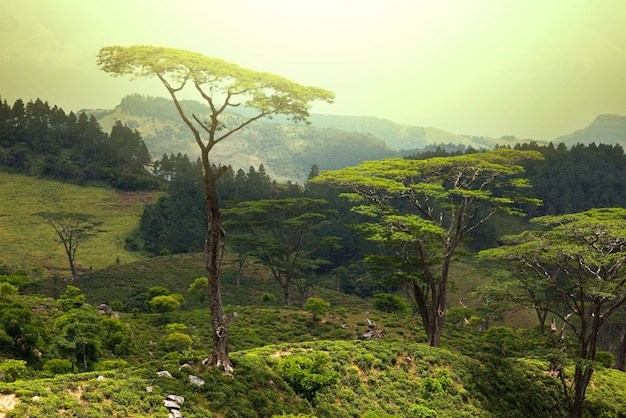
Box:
[278,352,340,401]
[164,332,193,353]
[262,293,276,304]
[373,293,410,314]
[0,359,26,381]
[304,297,330,321]
[43,358,73,375]
[596,351,615,368]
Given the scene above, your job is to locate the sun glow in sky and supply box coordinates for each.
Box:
[1,0,626,141]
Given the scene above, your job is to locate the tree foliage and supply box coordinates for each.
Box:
[223,198,339,305]
[312,148,543,346]
[479,207,626,418]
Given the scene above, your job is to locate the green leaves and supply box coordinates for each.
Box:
[97,45,334,123]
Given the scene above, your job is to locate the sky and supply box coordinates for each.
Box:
[1,0,626,141]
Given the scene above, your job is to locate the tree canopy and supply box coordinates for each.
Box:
[312,148,543,346]
[479,207,626,418]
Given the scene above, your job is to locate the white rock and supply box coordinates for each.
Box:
[189,375,205,387]
[167,394,185,405]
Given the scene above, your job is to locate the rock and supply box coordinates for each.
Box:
[189,375,205,387]
[164,399,180,409]
[166,394,185,405]
[146,386,153,393]
[157,370,173,378]
[97,375,106,381]
[169,409,183,418]
[178,363,193,371]
[98,304,112,315]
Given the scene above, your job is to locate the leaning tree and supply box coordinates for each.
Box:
[312,148,542,346]
[97,45,334,372]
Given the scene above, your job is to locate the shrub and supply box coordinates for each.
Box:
[596,351,615,368]
[164,332,193,353]
[262,293,276,304]
[408,404,438,418]
[304,297,330,321]
[93,359,129,371]
[278,352,340,401]
[373,293,410,314]
[0,359,26,381]
[109,300,124,312]
[43,358,73,375]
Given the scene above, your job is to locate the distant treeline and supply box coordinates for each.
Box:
[137,142,626,270]
[0,97,159,190]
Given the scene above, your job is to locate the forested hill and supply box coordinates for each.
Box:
[87,94,519,184]
[554,114,626,148]
[90,94,395,184]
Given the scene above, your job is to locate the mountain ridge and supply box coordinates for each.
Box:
[554,113,626,148]
[85,94,626,183]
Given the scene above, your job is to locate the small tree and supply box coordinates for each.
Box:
[39,212,103,279]
[150,294,183,323]
[304,297,330,321]
[223,198,339,305]
[54,306,102,371]
[0,302,44,354]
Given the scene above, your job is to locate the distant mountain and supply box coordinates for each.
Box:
[86,94,518,183]
[553,114,626,148]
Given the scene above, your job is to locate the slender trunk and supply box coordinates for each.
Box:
[613,323,626,371]
[204,175,231,373]
[82,343,87,369]
[283,276,291,306]
[571,365,593,418]
[427,256,450,347]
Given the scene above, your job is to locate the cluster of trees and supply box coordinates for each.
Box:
[0,97,159,190]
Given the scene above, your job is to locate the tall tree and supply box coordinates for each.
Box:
[223,197,339,305]
[97,45,334,372]
[312,149,542,346]
[479,208,626,418]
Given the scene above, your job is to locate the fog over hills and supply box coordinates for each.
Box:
[86,94,623,184]
[554,114,626,149]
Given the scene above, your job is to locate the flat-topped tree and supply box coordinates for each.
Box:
[97,45,334,372]
[479,208,626,418]
[312,148,543,346]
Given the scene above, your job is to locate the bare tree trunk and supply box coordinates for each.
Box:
[204,174,232,373]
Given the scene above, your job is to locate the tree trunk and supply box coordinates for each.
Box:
[571,365,593,418]
[204,174,232,373]
[426,256,450,347]
[613,324,626,371]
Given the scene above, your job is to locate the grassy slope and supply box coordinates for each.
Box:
[1,174,624,417]
[1,337,625,417]
[0,172,159,277]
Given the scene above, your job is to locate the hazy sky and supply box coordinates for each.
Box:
[1,0,625,141]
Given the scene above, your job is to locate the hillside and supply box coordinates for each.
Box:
[0,172,159,277]
[87,94,521,184]
[554,114,626,148]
